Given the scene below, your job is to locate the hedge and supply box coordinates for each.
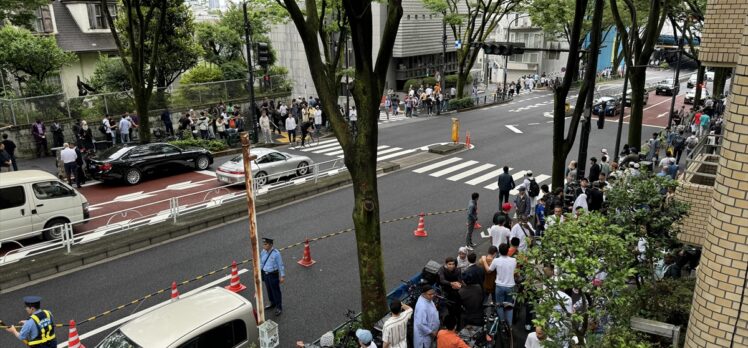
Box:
[169,137,228,152]
[448,97,475,110]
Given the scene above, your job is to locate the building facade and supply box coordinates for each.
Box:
[684,0,748,347]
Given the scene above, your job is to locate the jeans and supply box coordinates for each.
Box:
[466,219,476,246]
[494,286,515,323]
[120,133,130,144]
[287,129,296,142]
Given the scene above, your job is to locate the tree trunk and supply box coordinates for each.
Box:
[551,92,568,189]
[712,67,730,99]
[135,90,152,144]
[694,65,705,106]
[456,64,466,98]
[626,68,646,147]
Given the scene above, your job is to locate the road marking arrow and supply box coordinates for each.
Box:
[506,125,523,134]
[113,191,156,202]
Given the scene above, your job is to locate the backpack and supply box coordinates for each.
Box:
[673,135,686,150]
[528,180,540,198]
[99,122,107,134]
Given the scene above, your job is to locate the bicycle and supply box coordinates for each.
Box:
[334,309,361,348]
[464,303,514,348]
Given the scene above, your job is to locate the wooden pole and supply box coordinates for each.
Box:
[240,131,263,323]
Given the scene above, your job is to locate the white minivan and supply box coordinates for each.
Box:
[0,170,89,241]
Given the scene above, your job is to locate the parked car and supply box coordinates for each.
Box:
[0,170,89,241]
[655,78,679,96]
[687,73,698,88]
[684,88,711,105]
[216,148,314,186]
[96,287,260,348]
[88,143,213,185]
[592,96,621,116]
[705,70,715,82]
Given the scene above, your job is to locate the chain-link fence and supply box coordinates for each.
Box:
[0,75,292,126]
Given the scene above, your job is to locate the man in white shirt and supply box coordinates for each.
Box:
[510,216,534,252]
[489,214,512,247]
[488,243,517,331]
[545,205,565,229]
[60,143,79,187]
[381,300,412,348]
[525,326,552,348]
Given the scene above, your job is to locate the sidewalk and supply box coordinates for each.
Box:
[15,155,59,175]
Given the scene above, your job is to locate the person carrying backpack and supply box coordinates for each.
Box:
[527,173,540,215]
[672,130,687,164]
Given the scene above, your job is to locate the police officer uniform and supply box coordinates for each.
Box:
[6,296,56,347]
[260,238,285,316]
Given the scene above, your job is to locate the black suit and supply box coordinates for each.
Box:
[588,188,604,211]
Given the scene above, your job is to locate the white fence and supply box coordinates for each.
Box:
[0,158,347,266]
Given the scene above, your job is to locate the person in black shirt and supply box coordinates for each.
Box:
[438,257,463,319]
[2,134,17,171]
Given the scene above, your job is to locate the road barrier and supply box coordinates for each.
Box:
[0,158,348,267]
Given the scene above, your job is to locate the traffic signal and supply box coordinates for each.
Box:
[256,42,270,65]
[480,42,525,56]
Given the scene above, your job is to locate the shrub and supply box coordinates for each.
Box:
[448,97,474,110]
[403,77,438,91]
[444,74,472,88]
[181,63,224,84]
[169,137,228,152]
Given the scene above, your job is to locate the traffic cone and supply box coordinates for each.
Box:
[297,239,316,267]
[465,131,471,149]
[413,212,428,237]
[170,281,179,300]
[225,260,247,293]
[68,320,85,348]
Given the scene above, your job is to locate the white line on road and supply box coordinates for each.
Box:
[377,149,416,161]
[430,160,479,177]
[413,157,462,173]
[447,164,497,181]
[505,125,523,134]
[60,269,248,347]
[528,122,540,125]
[644,94,682,111]
[465,168,504,186]
[656,112,668,118]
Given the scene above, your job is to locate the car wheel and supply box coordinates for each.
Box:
[43,218,68,241]
[255,171,268,186]
[296,161,310,176]
[125,168,142,185]
[195,155,210,170]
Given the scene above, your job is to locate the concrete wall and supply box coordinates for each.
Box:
[60,52,103,99]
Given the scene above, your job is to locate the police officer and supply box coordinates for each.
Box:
[260,237,285,316]
[5,296,56,347]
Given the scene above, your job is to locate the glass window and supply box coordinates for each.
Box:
[88,3,117,29]
[96,329,141,348]
[177,320,247,348]
[0,186,26,209]
[159,144,181,154]
[33,6,53,33]
[267,152,286,162]
[32,181,75,200]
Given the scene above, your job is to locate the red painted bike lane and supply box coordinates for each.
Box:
[604,91,686,129]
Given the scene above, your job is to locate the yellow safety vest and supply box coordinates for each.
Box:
[26,310,55,346]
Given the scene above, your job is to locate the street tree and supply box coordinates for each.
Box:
[0,26,77,96]
[519,213,640,347]
[89,55,132,92]
[549,0,605,189]
[101,0,169,143]
[609,0,669,147]
[422,0,520,98]
[275,0,402,327]
[0,0,49,29]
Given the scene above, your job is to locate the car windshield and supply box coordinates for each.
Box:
[230,155,242,163]
[661,79,674,85]
[97,146,132,160]
[95,329,141,348]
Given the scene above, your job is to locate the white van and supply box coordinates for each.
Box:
[96,287,260,348]
[0,170,89,241]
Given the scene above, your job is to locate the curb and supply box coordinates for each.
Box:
[0,162,399,291]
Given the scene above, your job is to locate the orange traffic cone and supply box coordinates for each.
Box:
[225,260,247,293]
[68,320,85,348]
[413,212,428,237]
[465,131,471,149]
[298,239,316,267]
[170,281,179,300]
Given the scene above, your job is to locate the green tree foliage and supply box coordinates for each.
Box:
[89,55,132,92]
[180,63,224,84]
[0,0,49,29]
[0,26,77,93]
[422,0,520,98]
[195,21,243,66]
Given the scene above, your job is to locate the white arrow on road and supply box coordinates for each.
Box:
[165,181,203,190]
[113,191,156,202]
[656,112,668,118]
[505,125,523,134]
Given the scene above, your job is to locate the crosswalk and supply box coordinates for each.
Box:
[378,112,409,125]
[290,138,417,162]
[411,157,552,194]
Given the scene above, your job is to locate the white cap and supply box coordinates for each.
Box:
[601,148,608,154]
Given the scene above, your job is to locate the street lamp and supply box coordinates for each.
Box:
[503,14,531,97]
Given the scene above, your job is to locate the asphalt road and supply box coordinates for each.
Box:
[0,68,686,347]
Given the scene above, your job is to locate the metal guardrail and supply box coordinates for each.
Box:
[682,134,722,184]
[0,158,348,266]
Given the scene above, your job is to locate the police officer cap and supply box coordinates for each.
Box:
[262,237,274,244]
[23,296,42,307]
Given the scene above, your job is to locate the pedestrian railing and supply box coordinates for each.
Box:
[682,134,722,186]
[0,158,347,266]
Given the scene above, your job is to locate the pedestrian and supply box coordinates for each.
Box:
[466,192,479,248]
[50,121,64,148]
[413,285,439,348]
[588,182,604,212]
[437,257,462,318]
[588,157,601,183]
[349,106,358,135]
[545,205,564,229]
[356,329,376,348]
[513,186,531,219]
[456,247,470,270]
[79,121,94,150]
[0,142,12,172]
[436,315,470,348]
[497,166,515,206]
[119,115,132,144]
[488,243,517,333]
[4,296,57,347]
[526,171,540,212]
[260,237,285,316]
[700,112,711,137]
[215,116,226,140]
[197,112,210,140]
[381,300,412,348]
[161,108,174,136]
[31,119,48,158]
[489,213,511,247]
[524,326,552,348]
[285,113,297,143]
[61,143,79,187]
[74,144,87,186]
[510,215,534,252]
[101,115,116,144]
[534,196,546,236]
[685,133,699,158]
[480,245,498,302]
[2,133,18,171]
[260,112,273,144]
[314,106,323,136]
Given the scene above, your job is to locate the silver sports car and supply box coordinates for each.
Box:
[215,148,314,186]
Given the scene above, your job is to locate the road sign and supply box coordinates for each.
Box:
[455,40,462,49]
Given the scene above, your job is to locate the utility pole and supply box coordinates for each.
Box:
[614,69,629,160]
[441,10,447,106]
[667,41,684,129]
[239,132,263,323]
[576,0,604,181]
[243,1,258,143]
[503,14,517,97]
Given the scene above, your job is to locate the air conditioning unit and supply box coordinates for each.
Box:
[259,320,279,348]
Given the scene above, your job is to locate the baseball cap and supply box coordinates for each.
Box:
[502,203,512,212]
[356,329,373,344]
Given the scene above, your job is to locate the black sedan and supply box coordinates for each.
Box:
[88,143,213,185]
[655,78,679,96]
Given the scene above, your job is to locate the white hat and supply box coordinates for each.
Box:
[634,163,640,169]
[526,170,533,176]
[601,148,608,154]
